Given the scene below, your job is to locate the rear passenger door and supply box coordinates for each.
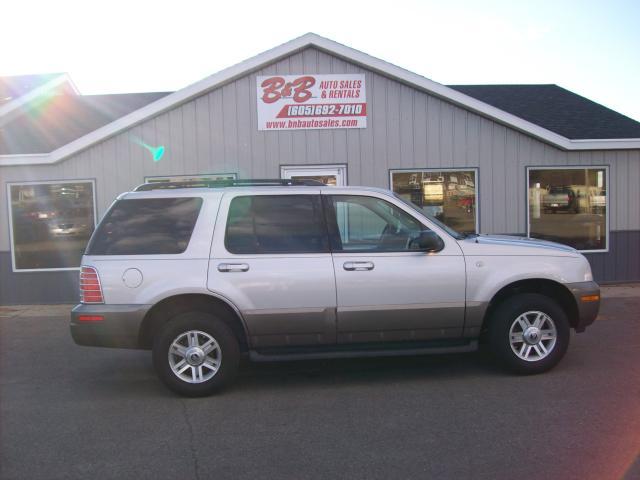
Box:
[208,192,337,348]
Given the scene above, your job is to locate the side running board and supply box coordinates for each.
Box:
[249,340,478,362]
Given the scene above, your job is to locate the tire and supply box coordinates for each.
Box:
[488,293,570,374]
[152,312,240,397]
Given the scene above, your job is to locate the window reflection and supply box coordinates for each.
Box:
[87,198,202,255]
[9,182,96,270]
[528,168,607,251]
[391,170,477,234]
[145,173,236,184]
[328,195,423,252]
[225,195,328,254]
[290,175,337,185]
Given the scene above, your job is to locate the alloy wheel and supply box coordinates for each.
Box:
[509,311,557,362]
[168,330,221,383]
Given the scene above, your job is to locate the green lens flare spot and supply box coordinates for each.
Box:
[151,146,165,162]
[131,137,166,162]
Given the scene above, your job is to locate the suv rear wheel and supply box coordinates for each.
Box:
[152,312,240,397]
[488,293,570,374]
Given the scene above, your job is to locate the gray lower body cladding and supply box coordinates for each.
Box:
[566,281,600,332]
[70,304,150,349]
[69,281,599,351]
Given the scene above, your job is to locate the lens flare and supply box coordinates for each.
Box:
[150,145,165,161]
[130,136,165,162]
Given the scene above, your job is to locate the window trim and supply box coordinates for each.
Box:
[6,179,98,272]
[526,165,610,253]
[389,167,480,234]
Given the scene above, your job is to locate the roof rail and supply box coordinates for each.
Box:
[133,178,326,191]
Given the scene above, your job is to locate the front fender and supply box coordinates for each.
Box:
[465,255,589,305]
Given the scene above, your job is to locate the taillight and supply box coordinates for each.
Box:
[80,266,104,304]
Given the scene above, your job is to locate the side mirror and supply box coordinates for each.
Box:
[411,230,445,252]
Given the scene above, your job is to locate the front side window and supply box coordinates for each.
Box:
[87,197,202,255]
[528,167,608,251]
[8,181,96,271]
[390,169,478,234]
[225,195,328,254]
[326,195,426,252]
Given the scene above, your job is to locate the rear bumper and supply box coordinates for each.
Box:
[566,281,600,332]
[70,304,151,349]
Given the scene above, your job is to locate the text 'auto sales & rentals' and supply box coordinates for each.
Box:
[257,74,367,130]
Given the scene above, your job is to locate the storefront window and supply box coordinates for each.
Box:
[8,181,96,271]
[528,167,607,251]
[390,169,478,234]
[281,165,347,186]
[145,173,236,184]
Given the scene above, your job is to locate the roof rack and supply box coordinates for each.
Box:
[134,178,326,191]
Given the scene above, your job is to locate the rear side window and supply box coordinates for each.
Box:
[87,197,202,255]
[225,195,328,254]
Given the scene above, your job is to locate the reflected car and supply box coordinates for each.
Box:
[49,220,91,237]
[542,186,578,214]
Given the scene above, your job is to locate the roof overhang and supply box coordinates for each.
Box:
[2,33,639,167]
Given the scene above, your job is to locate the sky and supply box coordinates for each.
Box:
[2,0,639,121]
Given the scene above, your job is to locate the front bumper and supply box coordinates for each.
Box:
[566,281,600,332]
[70,304,151,349]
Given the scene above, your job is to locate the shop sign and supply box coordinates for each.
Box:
[256,74,366,130]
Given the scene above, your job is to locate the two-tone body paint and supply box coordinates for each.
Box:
[73,186,597,352]
[207,187,337,347]
[324,188,466,343]
[458,234,593,336]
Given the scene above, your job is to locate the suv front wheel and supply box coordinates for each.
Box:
[488,293,570,374]
[152,312,240,397]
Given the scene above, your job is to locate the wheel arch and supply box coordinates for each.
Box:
[138,293,249,351]
[480,279,579,337]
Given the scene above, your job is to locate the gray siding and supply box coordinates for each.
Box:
[1,47,639,303]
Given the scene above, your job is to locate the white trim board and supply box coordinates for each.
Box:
[2,34,640,168]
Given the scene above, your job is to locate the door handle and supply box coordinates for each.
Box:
[218,263,250,272]
[343,261,375,271]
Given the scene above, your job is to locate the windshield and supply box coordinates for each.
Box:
[393,193,466,240]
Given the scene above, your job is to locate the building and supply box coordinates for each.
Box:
[1,33,639,305]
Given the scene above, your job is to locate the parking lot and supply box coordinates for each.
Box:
[1,286,639,480]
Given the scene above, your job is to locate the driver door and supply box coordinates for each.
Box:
[323,193,466,344]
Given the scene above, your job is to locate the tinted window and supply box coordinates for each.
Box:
[87,197,202,255]
[326,195,425,252]
[225,195,328,254]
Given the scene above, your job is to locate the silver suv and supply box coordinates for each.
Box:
[70,179,600,397]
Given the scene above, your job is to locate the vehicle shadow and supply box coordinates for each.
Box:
[230,348,504,394]
[76,347,507,399]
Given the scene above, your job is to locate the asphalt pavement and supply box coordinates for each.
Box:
[1,287,639,480]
